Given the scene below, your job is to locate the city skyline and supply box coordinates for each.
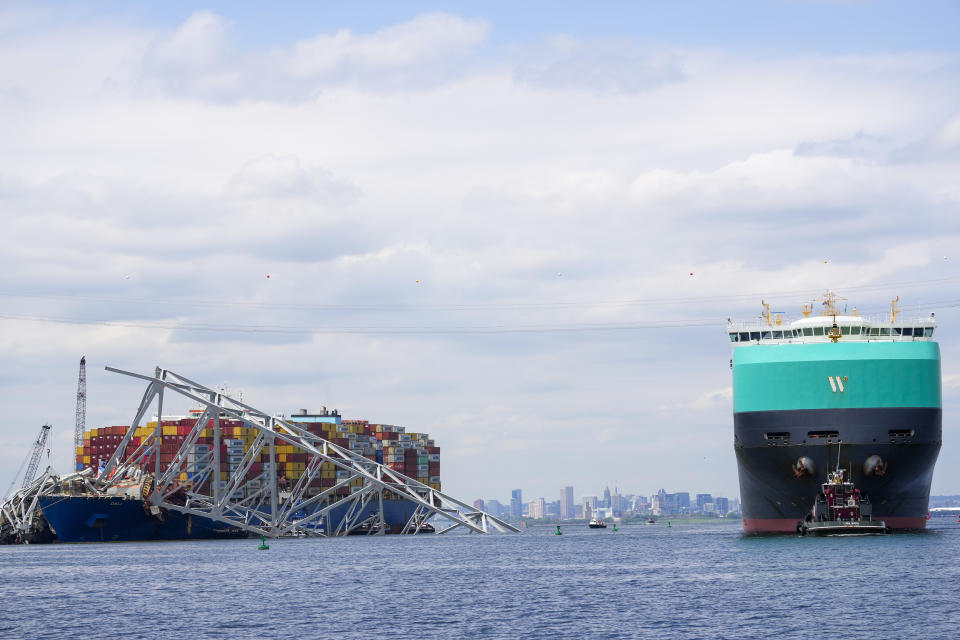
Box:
[478,484,739,520]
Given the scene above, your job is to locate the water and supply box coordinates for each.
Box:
[2,519,959,639]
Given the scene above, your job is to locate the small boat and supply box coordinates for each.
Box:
[647,516,656,524]
[588,516,607,529]
[799,467,888,536]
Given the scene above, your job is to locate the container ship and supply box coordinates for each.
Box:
[36,409,442,542]
[728,293,941,534]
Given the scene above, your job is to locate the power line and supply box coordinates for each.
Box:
[0,275,956,312]
[0,312,723,335]
[0,297,954,336]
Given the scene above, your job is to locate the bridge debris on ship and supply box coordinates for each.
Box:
[1,366,518,543]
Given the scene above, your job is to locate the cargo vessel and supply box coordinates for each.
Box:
[37,409,443,542]
[728,293,941,534]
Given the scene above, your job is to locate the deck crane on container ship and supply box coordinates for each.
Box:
[0,423,58,543]
[75,356,86,472]
[21,424,51,490]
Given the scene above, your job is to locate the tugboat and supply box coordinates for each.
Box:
[799,467,888,536]
[588,515,607,529]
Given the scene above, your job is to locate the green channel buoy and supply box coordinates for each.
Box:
[258,535,270,550]
[667,521,671,528]
[555,525,562,535]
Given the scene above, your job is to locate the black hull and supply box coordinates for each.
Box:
[734,408,941,533]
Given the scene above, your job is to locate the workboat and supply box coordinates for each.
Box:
[728,293,941,533]
[588,516,607,529]
[799,467,888,536]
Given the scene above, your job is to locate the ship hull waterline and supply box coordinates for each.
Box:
[37,495,438,543]
[735,407,941,534]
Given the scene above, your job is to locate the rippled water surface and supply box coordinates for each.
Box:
[2,519,959,639]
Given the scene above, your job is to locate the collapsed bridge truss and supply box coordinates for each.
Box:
[90,366,518,538]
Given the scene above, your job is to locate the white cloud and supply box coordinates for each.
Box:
[514,34,685,94]
[282,13,488,78]
[147,10,229,71]
[2,9,960,500]
[138,11,490,99]
[227,154,359,202]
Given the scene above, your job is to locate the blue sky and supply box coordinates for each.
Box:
[20,1,960,53]
[0,1,959,506]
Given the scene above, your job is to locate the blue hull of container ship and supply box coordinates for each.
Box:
[37,496,246,543]
[37,495,429,542]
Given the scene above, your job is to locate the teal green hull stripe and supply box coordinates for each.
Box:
[733,341,941,413]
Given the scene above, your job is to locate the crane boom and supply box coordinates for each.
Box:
[75,356,86,468]
[21,424,51,489]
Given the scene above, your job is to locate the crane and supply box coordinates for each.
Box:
[22,424,52,489]
[4,423,53,498]
[75,356,86,468]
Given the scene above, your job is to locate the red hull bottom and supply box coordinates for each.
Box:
[742,516,927,534]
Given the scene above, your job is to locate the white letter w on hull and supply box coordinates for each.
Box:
[828,376,846,393]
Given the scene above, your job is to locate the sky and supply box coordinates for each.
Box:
[1,1,959,506]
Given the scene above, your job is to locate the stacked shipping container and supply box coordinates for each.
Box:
[75,411,441,498]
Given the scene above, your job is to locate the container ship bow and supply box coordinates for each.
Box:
[728,293,941,534]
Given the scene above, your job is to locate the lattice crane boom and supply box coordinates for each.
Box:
[21,424,51,489]
[75,356,86,464]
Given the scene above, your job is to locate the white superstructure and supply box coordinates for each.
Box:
[726,292,936,345]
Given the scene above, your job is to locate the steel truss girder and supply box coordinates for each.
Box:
[1,468,93,542]
[98,366,519,538]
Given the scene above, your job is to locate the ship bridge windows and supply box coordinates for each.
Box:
[924,327,934,337]
[813,327,824,336]
[802,328,813,337]
[879,327,891,336]
[869,328,880,336]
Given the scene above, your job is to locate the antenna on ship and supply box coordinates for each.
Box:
[828,314,842,343]
[890,296,900,323]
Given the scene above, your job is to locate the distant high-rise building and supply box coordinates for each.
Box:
[696,493,713,512]
[511,489,523,518]
[715,497,729,515]
[473,498,485,511]
[486,499,504,518]
[560,486,574,519]
[602,486,611,508]
[529,497,546,519]
[611,493,624,517]
[546,500,561,519]
[675,492,691,512]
